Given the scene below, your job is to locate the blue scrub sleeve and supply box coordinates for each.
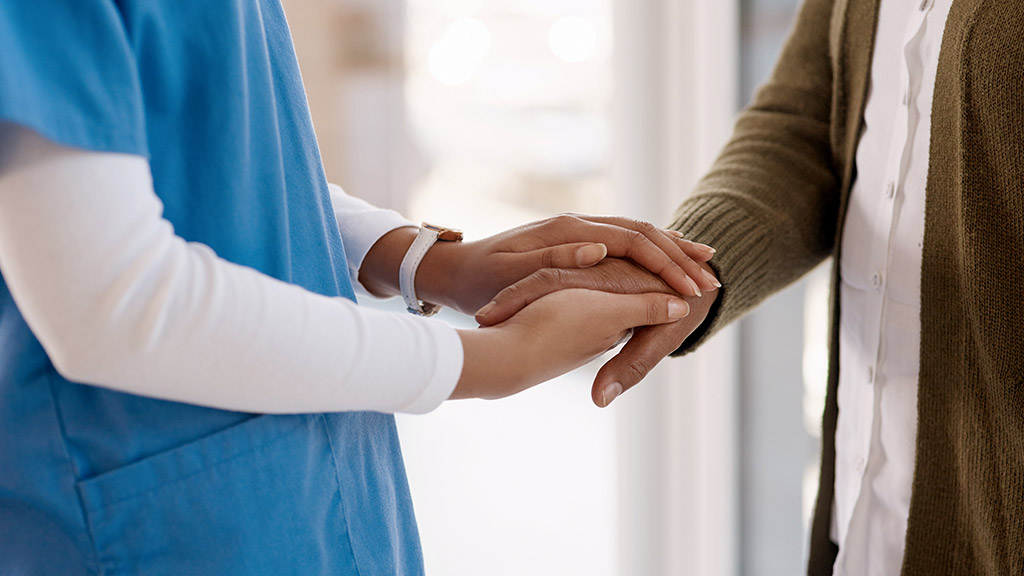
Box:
[0,1,147,156]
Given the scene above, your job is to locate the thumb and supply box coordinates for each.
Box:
[524,242,608,270]
[606,292,690,331]
[590,322,683,407]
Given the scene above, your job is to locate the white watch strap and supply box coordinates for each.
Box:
[400,226,442,316]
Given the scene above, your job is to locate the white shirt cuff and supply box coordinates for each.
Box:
[328,183,416,296]
[397,318,464,414]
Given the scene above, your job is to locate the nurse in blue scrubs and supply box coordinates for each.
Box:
[0,2,719,574]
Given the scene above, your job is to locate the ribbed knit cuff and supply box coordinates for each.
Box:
[668,194,773,356]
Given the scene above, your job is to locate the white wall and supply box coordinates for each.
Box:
[612,1,741,575]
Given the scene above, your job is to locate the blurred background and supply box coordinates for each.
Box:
[283,0,829,574]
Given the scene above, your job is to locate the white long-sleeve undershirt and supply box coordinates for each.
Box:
[327,181,415,298]
[0,124,463,415]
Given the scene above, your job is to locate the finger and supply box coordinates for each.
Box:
[606,292,690,330]
[519,242,609,270]
[586,216,721,292]
[590,323,684,408]
[475,264,677,326]
[474,268,566,326]
[574,215,719,295]
[519,215,700,297]
[522,215,712,297]
[661,229,717,263]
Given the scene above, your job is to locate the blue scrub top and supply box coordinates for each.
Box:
[0,2,423,574]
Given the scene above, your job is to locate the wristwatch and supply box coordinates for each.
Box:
[399,222,464,316]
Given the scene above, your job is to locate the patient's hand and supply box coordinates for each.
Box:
[451,289,690,402]
[360,215,717,316]
[475,258,719,407]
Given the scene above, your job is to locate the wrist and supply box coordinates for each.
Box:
[672,261,720,355]
[358,225,469,311]
[415,240,471,312]
[451,327,528,400]
[358,227,418,299]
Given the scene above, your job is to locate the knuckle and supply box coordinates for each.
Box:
[491,284,519,306]
[633,272,671,294]
[623,229,646,247]
[536,267,567,285]
[634,219,658,236]
[498,282,522,299]
[647,299,664,325]
[505,271,548,301]
[553,213,578,227]
[624,357,650,383]
[631,232,660,257]
[540,246,562,269]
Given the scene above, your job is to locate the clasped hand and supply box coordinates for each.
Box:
[471,256,720,407]
[360,214,720,407]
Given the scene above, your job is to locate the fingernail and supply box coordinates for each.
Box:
[602,382,624,407]
[694,242,716,255]
[663,229,686,238]
[668,299,690,319]
[685,276,702,297]
[575,243,608,267]
[702,269,722,289]
[475,301,496,319]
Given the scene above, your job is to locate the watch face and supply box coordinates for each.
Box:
[437,229,464,242]
[423,223,464,242]
[413,302,443,317]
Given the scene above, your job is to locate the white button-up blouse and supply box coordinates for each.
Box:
[833,0,953,574]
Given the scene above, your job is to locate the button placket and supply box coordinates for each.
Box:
[834,2,954,568]
[853,12,928,530]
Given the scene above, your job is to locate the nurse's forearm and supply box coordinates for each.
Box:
[0,125,462,414]
[326,183,419,297]
[357,226,467,309]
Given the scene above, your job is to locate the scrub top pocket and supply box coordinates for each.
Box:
[76,414,360,576]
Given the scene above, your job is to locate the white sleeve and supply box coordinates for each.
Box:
[0,124,462,415]
[328,183,416,296]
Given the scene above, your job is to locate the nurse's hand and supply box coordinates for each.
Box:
[359,214,717,315]
[451,289,690,401]
[476,257,720,407]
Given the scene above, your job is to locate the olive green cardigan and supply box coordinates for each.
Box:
[671,0,1024,574]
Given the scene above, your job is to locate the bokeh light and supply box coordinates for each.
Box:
[429,17,492,85]
[548,16,597,63]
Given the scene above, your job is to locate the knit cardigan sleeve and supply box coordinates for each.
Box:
[671,0,842,353]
